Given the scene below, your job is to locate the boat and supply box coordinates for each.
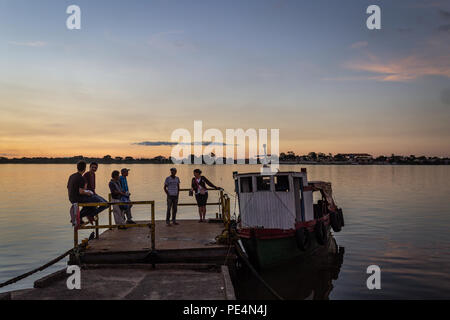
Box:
[235,237,345,299]
[233,168,344,269]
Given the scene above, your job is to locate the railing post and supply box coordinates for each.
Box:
[220,190,225,220]
[95,216,99,239]
[226,197,231,227]
[74,227,78,248]
[151,202,155,251]
[108,193,112,230]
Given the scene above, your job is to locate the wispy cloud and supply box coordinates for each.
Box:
[9,41,47,47]
[345,54,450,82]
[344,34,450,82]
[350,41,368,49]
[321,75,380,82]
[148,30,196,52]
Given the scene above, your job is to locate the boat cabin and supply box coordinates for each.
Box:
[233,170,333,230]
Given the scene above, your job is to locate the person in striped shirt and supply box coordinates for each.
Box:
[164,168,180,226]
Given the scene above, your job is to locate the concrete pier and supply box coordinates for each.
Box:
[0,219,237,300]
[4,264,235,300]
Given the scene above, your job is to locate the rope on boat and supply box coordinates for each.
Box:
[0,249,73,289]
[233,241,284,301]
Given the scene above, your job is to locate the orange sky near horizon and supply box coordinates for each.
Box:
[1,134,449,159]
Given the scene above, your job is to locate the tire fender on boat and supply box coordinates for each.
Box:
[295,227,310,251]
[337,208,345,227]
[330,211,342,232]
[314,220,328,245]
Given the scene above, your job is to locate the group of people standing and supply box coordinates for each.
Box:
[163,168,222,226]
[67,161,222,228]
[67,161,135,229]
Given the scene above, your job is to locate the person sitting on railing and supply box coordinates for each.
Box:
[109,170,126,229]
[83,161,108,206]
[67,161,108,225]
[109,170,128,229]
[191,169,222,223]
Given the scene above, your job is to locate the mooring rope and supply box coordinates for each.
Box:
[0,249,73,289]
[233,242,284,300]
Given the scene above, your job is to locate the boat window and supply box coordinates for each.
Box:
[239,177,253,193]
[256,176,271,191]
[274,175,289,192]
[313,190,323,203]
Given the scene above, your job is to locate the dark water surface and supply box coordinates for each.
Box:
[0,164,449,299]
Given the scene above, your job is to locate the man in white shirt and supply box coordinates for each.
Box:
[164,168,180,226]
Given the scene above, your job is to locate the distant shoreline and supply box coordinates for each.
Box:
[0,162,448,166]
[1,154,449,166]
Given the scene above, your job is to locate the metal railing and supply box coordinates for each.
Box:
[178,188,231,227]
[74,189,231,249]
[74,199,155,250]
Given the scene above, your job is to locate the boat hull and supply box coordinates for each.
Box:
[239,224,332,269]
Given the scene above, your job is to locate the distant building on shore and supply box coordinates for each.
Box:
[335,153,373,162]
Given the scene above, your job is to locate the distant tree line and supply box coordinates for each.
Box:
[0,155,172,164]
[279,152,450,165]
[0,152,449,165]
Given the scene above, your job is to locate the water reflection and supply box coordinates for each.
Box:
[235,236,345,300]
[1,164,450,297]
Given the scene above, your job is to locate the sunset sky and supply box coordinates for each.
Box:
[1,0,449,158]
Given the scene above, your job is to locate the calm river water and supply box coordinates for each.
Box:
[0,164,449,299]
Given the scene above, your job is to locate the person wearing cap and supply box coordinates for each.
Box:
[191,169,221,223]
[164,168,180,226]
[119,168,135,224]
[109,170,128,228]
